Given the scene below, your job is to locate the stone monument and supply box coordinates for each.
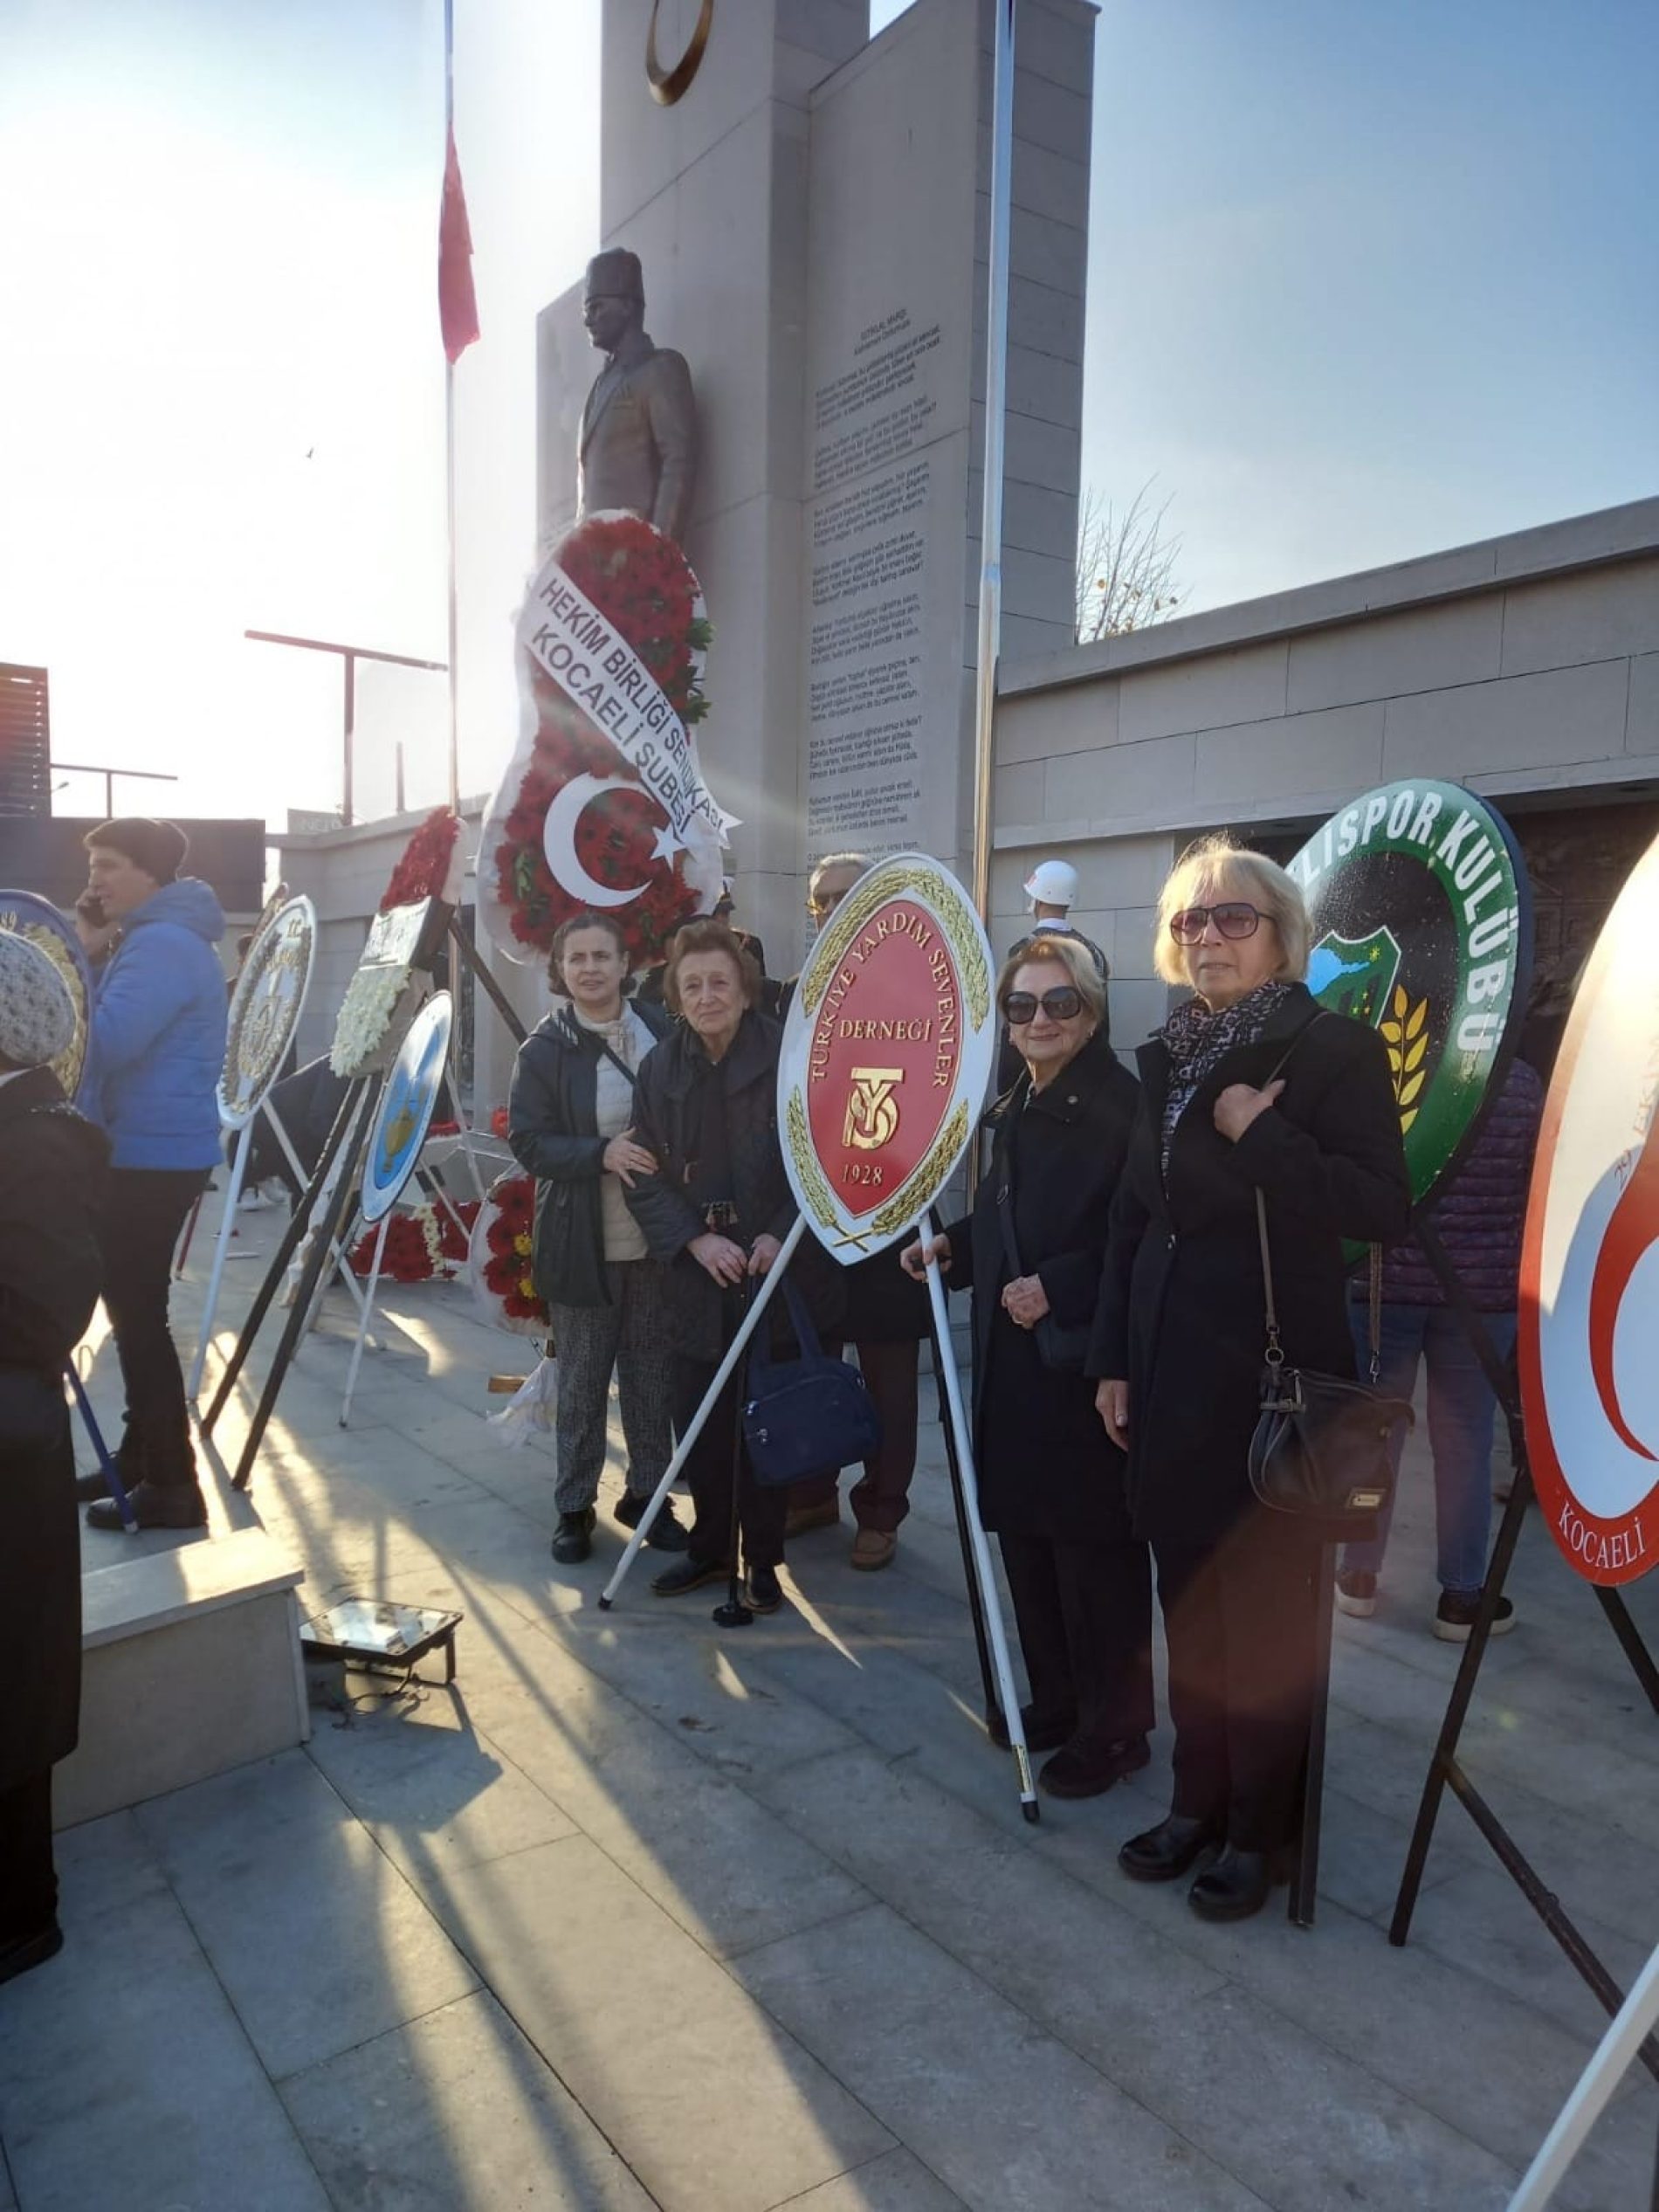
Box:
[537,0,1093,967]
[576,246,699,544]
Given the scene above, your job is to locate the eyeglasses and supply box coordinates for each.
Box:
[1004,987,1084,1025]
[1168,903,1268,945]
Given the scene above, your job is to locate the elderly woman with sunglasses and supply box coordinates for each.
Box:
[1091,837,1408,1921]
[904,935,1153,1799]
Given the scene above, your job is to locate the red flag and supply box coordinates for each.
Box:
[439,126,479,362]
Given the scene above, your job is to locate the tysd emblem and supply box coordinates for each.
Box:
[1288,779,1532,1216]
[1521,827,1659,1588]
[778,855,996,1262]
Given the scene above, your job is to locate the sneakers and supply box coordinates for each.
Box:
[850,1527,897,1571]
[651,1555,731,1597]
[1434,1590,1516,1642]
[551,1508,596,1565]
[744,1563,784,1614]
[86,1480,208,1532]
[1335,1570,1377,1618]
[614,1491,691,1552]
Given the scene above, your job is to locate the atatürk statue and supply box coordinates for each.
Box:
[577,248,699,546]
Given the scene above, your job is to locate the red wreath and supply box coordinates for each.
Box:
[381,806,461,913]
[349,1197,478,1284]
[489,515,714,968]
[481,1174,547,1323]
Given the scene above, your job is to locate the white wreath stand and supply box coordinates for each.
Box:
[1506,1941,1659,2210]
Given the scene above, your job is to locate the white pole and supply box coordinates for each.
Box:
[599,1215,809,1609]
[340,1213,391,1427]
[970,0,1015,925]
[921,1233,1038,1820]
[187,1120,252,1401]
[443,0,462,817]
[1506,1942,1659,2212]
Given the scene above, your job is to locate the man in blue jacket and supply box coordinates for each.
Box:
[75,819,227,1531]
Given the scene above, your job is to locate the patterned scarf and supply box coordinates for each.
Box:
[1159,979,1294,1172]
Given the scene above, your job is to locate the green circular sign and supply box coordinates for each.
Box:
[1287,779,1532,1218]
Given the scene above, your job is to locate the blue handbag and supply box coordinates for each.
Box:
[742,1276,882,1486]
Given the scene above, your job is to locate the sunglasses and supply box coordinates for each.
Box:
[1168,902,1268,945]
[1004,987,1084,1025]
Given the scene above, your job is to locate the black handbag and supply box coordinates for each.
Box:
[742,1277,882,1487]
[1247,1194,1414,1532]
[994,1090,1090,1373]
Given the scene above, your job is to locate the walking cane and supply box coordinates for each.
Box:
[712,1276,755,1629]
[926,1304,1001,1731]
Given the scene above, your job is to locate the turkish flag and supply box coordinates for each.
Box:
[438,127,479,362]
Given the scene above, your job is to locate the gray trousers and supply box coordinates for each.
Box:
[547,1258,675,1515]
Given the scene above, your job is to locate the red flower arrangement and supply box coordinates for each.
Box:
[349,1197,478,1284]
[489,1106,510,1139]
[478,1174,547,1325]
[381,807,462,913]
[480,514,723,970]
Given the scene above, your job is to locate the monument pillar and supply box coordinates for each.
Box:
[538,0,1092,967]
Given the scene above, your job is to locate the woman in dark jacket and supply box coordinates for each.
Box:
[1091,837,1410,1921]
[905,936,1153,1799]
[0,934,108,1985]
[625,920,844,1613]
[507,912,686,1565]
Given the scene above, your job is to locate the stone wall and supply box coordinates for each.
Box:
[990,497,1659,1052]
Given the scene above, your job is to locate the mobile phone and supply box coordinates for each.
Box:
[77,892,107,927]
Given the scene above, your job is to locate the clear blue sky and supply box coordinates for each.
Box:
[3,0,1654,824]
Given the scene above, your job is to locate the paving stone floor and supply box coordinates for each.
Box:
[3,1193,1658,2209]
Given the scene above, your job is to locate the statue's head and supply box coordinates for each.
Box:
[582,249,645,355]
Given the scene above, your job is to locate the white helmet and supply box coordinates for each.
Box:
[1023,858,1078,912]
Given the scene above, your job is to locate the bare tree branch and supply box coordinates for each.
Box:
[1076,480,1185,642]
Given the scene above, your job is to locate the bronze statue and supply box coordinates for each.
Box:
[577,248,699,546]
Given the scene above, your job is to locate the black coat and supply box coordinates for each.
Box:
[0,1068,109,1788]
[940,1034,1140,1540]
[1088,985,1411,1547]
[625,1010,844,1361]
[507,1000,671,1310]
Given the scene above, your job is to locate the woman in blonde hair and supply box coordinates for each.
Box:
[1090,837,1408,1920]
[905,933,1152,1799]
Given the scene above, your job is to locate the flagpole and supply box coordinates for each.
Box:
[970,0,1015,925]
[443,0,461,816]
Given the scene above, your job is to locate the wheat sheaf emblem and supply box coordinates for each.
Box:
[1379,985,1430,1133]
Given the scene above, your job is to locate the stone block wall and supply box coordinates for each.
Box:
[991,499,1659,1052]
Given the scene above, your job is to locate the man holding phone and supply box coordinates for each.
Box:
[74,819,227,1531]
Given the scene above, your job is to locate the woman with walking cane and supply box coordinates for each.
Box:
[903,934,1154,1799]
[624,920,844,1613]
[0,935,108,1984]
[1091,837,1408,1921]
[507,911,688,1565]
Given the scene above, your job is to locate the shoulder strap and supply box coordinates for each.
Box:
[993,1082,1029,1284]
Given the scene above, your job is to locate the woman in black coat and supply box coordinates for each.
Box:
[905,935,1153,1799]
[0,934,108,1986]
[1091,838,1410,1921]
[624,920,844,1614]
[507,912,685,1566]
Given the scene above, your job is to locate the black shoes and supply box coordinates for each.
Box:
[0,1920,63,1988]
[651,1555,732,1597]
[1038,1734,1152,1801]
[551,1509,596,1564]
[86,1480,208,1532]
[1187,1843,1292,1923]
[988,1704,1077,1755]
[744,1563,783,1615]
[1434,1589,1516,1642]
[1119,1813,1222,1884]
[615,1491,690,1552]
